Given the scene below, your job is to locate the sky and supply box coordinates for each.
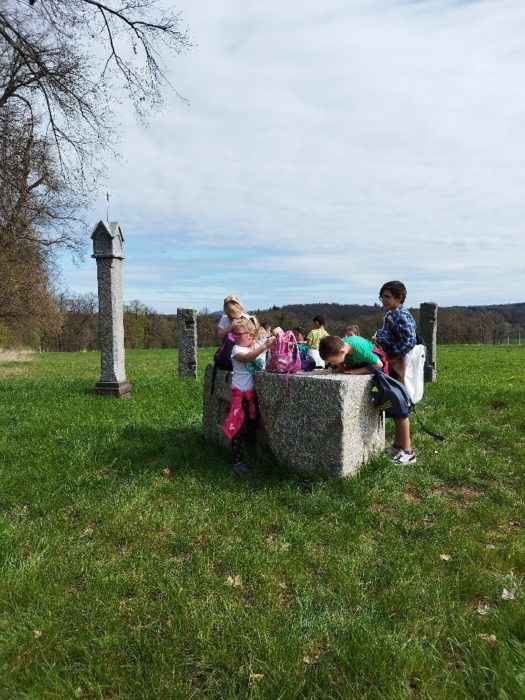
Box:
[60,0,525,314]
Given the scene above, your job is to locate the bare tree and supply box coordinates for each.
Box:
[0,1,192,347]
[0,1,192,184]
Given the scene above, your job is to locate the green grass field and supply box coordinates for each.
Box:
[0,346,524,699]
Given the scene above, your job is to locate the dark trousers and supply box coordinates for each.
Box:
[231,398,257,463]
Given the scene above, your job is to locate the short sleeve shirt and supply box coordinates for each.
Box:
[307,328,328,350]
[342,336,379,368]
[231,340,266,391]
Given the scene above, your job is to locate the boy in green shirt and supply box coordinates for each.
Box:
[319,335,385,374]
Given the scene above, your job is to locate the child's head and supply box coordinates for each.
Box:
[319,335,347,365]
[223,295,246,321]
[379,281,407,305]
[231,314,266,343]
[312,314,325,328]
[345,324,360,337]
[294,326,306,342]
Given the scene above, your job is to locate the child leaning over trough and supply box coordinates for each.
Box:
[373,280,417,465]
[319,329,415,466]
[222,316,276,476]
[319,334,386,375]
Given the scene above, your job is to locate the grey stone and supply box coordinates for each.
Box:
[203,365,385,478]
[177,308,197,378]
[91,221,132,397]
[203,365,234,451]
[419,302,438,382]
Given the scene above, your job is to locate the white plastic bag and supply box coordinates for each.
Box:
[403,344,426,404]
[307,347,325,368]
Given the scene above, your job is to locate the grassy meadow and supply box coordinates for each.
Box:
[0,345,524,699]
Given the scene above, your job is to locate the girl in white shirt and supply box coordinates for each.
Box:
[223,316,276,475]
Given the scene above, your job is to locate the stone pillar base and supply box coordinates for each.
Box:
[95,380,133,397]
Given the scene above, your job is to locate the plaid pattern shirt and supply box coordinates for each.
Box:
[375,305,417,357]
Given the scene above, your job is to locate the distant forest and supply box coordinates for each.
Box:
[2,296,523,352]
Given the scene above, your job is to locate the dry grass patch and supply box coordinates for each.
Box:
[0,366,28,377]
[0,350,33,363]
[431,484,483,508]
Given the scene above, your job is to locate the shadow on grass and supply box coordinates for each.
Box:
[100,424,348,495]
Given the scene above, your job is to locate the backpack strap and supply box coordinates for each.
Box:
[411,405,445,441]
[211,363,217,394]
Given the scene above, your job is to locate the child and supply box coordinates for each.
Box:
[374,281,417,383]
[374,280,417,465]
[217,295,249,342]
[319,335,385,374]
[223,316,276,475]
[294,326,309,355]
[306,314,328,350]
[345,324,360,337]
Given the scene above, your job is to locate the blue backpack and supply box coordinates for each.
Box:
[368,366,445,441]
[369,366,412,418]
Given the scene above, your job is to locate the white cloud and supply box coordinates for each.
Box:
[62,0,525,312]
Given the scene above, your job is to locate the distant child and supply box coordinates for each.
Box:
[307,314,328,350]
[217,295,249,342]
[345,324,360,337]
[306,315,328,368]
[374,280,417,465]
[222,316,276,475]
[319,335,385,374]
[294,326,309,355]
[260,320,273,337]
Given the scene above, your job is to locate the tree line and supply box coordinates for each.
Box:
[2,295,521,352]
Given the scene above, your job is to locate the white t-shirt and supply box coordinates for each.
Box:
[218,312,249,330]
[231,339,267,391]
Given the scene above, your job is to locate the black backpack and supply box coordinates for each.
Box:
[214,332,235,371]
[368,366,444,441]
[211,332,235,394]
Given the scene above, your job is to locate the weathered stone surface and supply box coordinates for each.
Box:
[203,365,234,451]
[254,370,384,478]
[419,302,438,382]
[203,364,384,478]
[177,308,197,378]
[91,220,132,396]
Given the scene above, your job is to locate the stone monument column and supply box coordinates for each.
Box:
[419,302,438,382]
[177,308,197,378]
[91,221,132,396]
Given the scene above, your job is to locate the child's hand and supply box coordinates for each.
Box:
[265,335,277,348]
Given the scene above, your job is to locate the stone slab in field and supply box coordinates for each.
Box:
[203,364,385,478]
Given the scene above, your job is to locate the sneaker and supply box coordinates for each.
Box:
[231,461,250,476]
[392,449,417,465]
[385,443,402,455]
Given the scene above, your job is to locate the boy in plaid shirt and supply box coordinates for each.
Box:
[374,280,417,465]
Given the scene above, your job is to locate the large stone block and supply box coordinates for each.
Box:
[203,364,385,477]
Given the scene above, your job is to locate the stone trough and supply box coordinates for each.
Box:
[203,365,385,478]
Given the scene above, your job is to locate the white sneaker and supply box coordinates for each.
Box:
[392,449,417,465]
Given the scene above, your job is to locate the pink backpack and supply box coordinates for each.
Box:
[266,331,301,374]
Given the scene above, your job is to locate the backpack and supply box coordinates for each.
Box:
[266,331,301,374]
[214,332,235,371]
[403,344,426,404]
[300,353,316,371]
[211,332,235,395]
[369,366,412,418]
[368,366,445,441]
